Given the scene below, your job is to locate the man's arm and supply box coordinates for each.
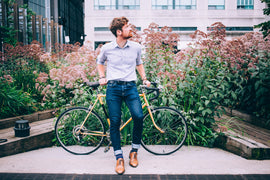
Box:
[97,64,107,85]
[136,64,150,87]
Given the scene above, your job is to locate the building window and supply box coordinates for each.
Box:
[94,0,140,10]
[28,0,46,17]
[207,26,254,31]
[237,0,254,9]
[152,0,173,10]
[94,0,116,10]
[208,0,225,10]
[95,27,110,31]
[175,0,196,10]
[171,27,197,31]
[226,27,253,31]
[152,0,196,10]
[118,0,140,9]
[95,41,107,49]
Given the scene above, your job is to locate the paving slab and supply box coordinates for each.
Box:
[0,146,270,175]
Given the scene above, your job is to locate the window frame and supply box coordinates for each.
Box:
[152,0,197,10]
[94,0,140,10]
[208,0,225,10]
[237,0,254,10]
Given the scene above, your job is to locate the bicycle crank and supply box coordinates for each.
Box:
[73,125,87,140]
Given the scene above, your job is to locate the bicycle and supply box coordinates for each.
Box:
[54,81,187,155]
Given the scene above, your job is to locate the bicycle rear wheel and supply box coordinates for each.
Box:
[55,107,105,155]
[141,107,187,155]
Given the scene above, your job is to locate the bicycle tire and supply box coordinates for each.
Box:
[55,107,105,155]
[141,106,187,155]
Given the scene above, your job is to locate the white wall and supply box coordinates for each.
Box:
[84,0,267,48]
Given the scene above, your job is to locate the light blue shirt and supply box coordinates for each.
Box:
[96,40,143,81]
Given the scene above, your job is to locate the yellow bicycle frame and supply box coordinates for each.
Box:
[79,91,164,136]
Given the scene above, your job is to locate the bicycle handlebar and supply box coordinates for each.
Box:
[141,83,160,102]
[85,81,161,101]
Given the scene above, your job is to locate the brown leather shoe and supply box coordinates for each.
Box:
[129,152,138,167]
[115,158,125,175]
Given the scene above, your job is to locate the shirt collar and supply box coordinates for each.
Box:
[113,40,130,49]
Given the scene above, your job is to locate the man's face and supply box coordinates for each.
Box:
[121,23,133,39]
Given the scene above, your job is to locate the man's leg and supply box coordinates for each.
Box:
[125,83,144,167]
[106,84,125,175]
[106,84,123,158]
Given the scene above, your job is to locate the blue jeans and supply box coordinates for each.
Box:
[106,81,144,155]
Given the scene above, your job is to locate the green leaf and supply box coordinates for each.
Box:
[198,106,204,111]
[205,100,210,106]
[255,80,261,91]
[202,109,212,116]
[231,91,237,100]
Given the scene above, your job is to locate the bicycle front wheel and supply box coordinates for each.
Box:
[55,107,105,155]
[141,107,187,155]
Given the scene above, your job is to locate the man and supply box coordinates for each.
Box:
[96,17,150,175]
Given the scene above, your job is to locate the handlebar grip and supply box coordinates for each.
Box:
[145,86,160,101]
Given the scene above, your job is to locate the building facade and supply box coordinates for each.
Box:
[57,0,85,44]
[0,0,84,50]
[84,0,268,49]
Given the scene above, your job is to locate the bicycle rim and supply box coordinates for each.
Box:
[141,107,187,155]
[55,107,105,155]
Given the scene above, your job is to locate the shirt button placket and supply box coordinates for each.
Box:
[121,48,124,62]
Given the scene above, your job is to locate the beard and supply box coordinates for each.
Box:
[123,31,133,39]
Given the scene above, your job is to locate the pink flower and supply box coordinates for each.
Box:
[36,72,49,83]
[3,75,13,83]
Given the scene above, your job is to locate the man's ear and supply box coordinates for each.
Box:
[116,29,122,36]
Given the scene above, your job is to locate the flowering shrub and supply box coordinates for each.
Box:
[142,23,221,146]
[0,41,47,118]
[228,32,270,125]
[1,21,269,147]
[142,22,270,146]
[142,23,182,92]
[37,42,98,109]
[186,23,270,128]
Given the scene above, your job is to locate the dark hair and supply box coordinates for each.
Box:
[109,17,129,37]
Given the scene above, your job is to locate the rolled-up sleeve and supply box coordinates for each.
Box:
[96,46,106,65]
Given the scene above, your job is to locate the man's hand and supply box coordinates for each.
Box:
[99,78,108,86]
[143,80,151,87]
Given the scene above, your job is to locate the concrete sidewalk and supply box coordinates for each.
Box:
[0,146,270,175]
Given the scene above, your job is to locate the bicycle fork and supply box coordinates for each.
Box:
[141,93,165,134]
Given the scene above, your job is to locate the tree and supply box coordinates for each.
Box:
[255,0,270,38]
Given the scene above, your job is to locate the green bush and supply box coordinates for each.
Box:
[0,79,36,118]
[237,42,270,125]
[0,41,49,118]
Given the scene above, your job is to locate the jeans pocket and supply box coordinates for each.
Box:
[108,82,117,88]
[127,82,136,88]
